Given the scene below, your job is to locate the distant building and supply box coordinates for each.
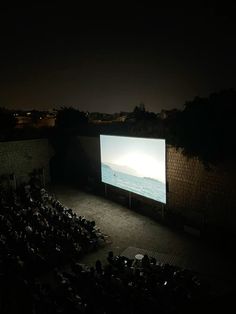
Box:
[15,115,32,128]
[14,110,56,128]
[115,115,127,122]
[160,109,179,120]
[35,116,56,128]
[88,112,128,124]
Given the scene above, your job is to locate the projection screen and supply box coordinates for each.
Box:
[100,135,166,204]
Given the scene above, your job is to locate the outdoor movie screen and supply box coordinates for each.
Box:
[100,135,166,204]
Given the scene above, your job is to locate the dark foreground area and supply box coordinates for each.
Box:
[0,182,235,313]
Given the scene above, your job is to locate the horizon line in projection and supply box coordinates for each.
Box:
[100,135,166,204]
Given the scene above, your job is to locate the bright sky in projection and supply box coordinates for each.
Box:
[100,135,166,183]
[115,153,165,183]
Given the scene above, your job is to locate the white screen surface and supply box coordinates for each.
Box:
[100,135,166,204]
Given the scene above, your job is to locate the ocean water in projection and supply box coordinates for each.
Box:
[100,135,166,204]
[102,163,166,203]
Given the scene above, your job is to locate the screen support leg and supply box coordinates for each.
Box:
[128,192,132,209]
[105,184,107,197]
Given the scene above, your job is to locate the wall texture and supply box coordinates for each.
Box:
[74,136,236,234]
[2,136,234,234]
[167,147,236,233]
[0,139,54,185]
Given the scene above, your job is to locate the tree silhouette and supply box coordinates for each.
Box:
[0,107,16,130]
[168,89,236,164]
[30,110,45,124]
[55,106,88,129]
[131,103,157,121]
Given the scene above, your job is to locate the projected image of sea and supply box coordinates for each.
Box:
[102,163,166,203]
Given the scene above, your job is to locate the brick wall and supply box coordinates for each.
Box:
[3,137,235,233]
[75,136,236,234]
[167,146,236,232]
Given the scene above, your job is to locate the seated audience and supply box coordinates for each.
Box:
[0,179,211,313]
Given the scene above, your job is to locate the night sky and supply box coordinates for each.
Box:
[0,3,236,113]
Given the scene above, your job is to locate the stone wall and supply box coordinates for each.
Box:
[0,139,54,185]
[8,136,233,234]
[74,136,236,234]
[167,147,236,233]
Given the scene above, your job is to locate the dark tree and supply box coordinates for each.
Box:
[130,103,157,121]
[55,106,88,129]
[0,107,16,130]
[31,110,45,124]
[168,89,236,165]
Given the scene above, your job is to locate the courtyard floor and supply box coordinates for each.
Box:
[50,184,236,296]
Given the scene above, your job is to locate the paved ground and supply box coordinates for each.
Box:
[50,184,236,296]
